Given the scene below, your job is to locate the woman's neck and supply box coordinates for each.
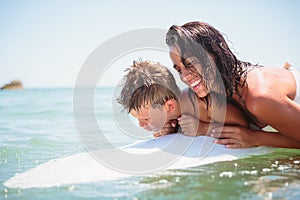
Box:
[232,62,258,103]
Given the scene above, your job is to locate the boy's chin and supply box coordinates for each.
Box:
[143,127,160,132]
[152,128,160,132]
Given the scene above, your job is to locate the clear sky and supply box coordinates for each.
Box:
[0,0,299,88]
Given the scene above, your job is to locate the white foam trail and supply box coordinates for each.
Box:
[4,134,272,189]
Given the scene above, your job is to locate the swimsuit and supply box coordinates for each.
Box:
[288,67,300,104]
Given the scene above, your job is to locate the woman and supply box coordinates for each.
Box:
[166,21,300,148]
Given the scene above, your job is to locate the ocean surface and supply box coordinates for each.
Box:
[0,88,299,200]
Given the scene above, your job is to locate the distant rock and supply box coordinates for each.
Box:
[1,80,23,90]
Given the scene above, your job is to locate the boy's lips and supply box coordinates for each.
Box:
[143,127,151,131]
[143,126,159,132]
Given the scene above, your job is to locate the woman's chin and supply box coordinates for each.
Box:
[194,89,209,98]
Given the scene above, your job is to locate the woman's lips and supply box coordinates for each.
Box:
[189,79,202,91]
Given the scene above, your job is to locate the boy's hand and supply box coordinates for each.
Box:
[178,114,200,137]
[153,119,178,137]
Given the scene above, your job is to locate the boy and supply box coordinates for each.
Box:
[117,60,247,137]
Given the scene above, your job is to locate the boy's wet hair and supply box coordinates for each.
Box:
[117,60,181,113]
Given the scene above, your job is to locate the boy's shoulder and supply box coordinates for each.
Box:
[180,88,194,102]
[179,88,211,121]
[180,88,202,115]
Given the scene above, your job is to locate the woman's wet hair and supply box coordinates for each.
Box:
[166,21,255,105]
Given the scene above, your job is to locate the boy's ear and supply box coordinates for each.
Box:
[164,99,176,112]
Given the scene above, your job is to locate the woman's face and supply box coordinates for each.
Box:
[169,45,209,98]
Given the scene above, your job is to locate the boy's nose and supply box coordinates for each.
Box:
[139,121,147,128]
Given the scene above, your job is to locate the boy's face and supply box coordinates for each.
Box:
[130,104,167,132]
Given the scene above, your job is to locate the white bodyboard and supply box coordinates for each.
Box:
[4,134,272,189]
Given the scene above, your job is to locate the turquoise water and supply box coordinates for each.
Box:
[0,88,299,200]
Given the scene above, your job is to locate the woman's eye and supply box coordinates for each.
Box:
[186,61,194,68]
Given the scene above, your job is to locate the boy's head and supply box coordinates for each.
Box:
[117,60,181,132]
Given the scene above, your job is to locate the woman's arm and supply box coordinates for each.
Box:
[210,125,300,148]
[219,66,300,148]
[210,97,300,149]
[247,94,300,143]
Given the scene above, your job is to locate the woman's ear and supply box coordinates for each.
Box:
[164,99,176,112]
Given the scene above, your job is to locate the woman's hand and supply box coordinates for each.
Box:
[210,126,259,148]
[153,119,178,137]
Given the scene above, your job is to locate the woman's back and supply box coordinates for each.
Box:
[246,66,296,104]
[236,66,300,138]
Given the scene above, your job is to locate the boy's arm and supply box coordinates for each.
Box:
[179,88,220,136]
[179,115,220,136]
[207,93,248,127]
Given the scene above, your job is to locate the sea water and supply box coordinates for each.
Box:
[0,88,299,200]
